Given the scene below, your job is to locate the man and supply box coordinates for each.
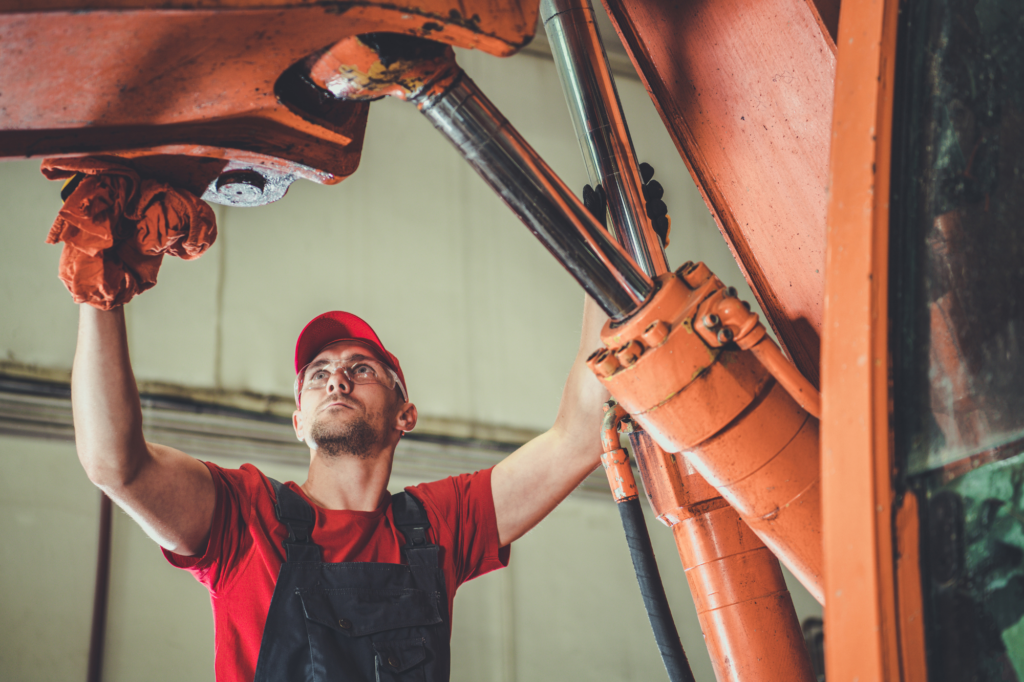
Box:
[73,297,609,681]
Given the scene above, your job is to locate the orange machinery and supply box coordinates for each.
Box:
[5,0,1024,681]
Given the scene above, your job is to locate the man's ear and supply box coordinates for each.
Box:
[396,402,418,433]
[293,410,305,442]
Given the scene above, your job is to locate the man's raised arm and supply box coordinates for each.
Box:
[74,305,215,556]
[490,295,610,546]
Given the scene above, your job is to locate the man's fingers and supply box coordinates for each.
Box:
[646,198,668,221]
[582,183,607,224]
[652,215,671,247]
[639,162,655,184]
[642,179,664,202]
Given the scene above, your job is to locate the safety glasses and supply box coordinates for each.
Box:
[294,357,407,406]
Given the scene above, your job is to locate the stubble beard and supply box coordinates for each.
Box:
[309,412,386,460]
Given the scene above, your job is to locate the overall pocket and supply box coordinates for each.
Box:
[297,586,441,681]
[373,637,428,682]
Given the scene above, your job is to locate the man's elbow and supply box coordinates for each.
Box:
[78,447,144,491]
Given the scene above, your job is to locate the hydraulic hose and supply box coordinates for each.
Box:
[601,404,695,682]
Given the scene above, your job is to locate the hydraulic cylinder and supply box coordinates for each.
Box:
[628,430,816,682]
[590,266,823,602]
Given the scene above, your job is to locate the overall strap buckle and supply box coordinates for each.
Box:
[270,478,322,562]
[391,491,433,565]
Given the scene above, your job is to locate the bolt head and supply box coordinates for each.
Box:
[216,170,266,202]
[615,340,644,366]
[642,320,669,347]
[592,349,621,378]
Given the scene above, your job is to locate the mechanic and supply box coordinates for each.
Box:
[72,298,609,681]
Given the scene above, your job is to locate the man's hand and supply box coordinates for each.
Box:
[490,294,609,546]
[74,305,215,556]
[583,162,671,247]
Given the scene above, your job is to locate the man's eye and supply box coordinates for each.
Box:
[311,370,329,382]
[352,364,376,378]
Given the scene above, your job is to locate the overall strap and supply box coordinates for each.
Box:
[269,478,322,562]
[391,491,436,566]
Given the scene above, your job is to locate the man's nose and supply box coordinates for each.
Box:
[327,369,352,393]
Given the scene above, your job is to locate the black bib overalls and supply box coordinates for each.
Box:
[252,480,451,682]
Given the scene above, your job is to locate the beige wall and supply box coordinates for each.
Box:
[0,42,818,682]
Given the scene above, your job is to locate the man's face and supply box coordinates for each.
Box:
[292,340,412,459]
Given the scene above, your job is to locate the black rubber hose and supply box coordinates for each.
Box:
[617,497,696,682]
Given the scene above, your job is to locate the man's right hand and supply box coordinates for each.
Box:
[74,305,215,556]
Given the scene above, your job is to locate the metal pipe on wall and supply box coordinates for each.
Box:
[87,493,113,682]
[540,0,669,278]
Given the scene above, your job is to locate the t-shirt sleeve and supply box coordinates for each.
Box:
[406,466,510,588]
[162,461,263,594]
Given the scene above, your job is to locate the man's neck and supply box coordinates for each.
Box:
[300,449,394,511]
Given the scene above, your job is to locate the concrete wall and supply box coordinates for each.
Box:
[0,43,820,682]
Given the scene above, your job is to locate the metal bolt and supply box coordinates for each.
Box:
[593,349,621,377]
[216,170,266,202]
[615,340,644,366]
[642,320,669,347]
[717,328,734,344]
[679,261,712,288]
[702,314,721,328]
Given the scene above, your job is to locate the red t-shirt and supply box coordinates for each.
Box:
[164,462,509,682]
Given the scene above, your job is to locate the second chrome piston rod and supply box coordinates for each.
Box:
[541,0,669,278]
[310,33,652,319]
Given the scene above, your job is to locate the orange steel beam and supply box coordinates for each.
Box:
[600,0,836,387]
[821,0,903,679]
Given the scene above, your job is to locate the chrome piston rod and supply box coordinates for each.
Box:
[541,0,669,278]
[311,33,652,318]
[413,73,652,318]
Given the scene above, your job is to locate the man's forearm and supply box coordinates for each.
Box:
[491,295,610,545]
[73,305,149,486]
[551,294,609,452]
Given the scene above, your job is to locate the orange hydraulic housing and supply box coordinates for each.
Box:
[0,0,538,204]
[628,429,815,682]
[588,262,823,603]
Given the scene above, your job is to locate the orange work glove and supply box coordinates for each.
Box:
[42,157,217,310]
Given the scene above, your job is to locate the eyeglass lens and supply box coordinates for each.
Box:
[301,360,392,392]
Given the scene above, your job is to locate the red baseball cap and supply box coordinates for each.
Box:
[293,311,407,396]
